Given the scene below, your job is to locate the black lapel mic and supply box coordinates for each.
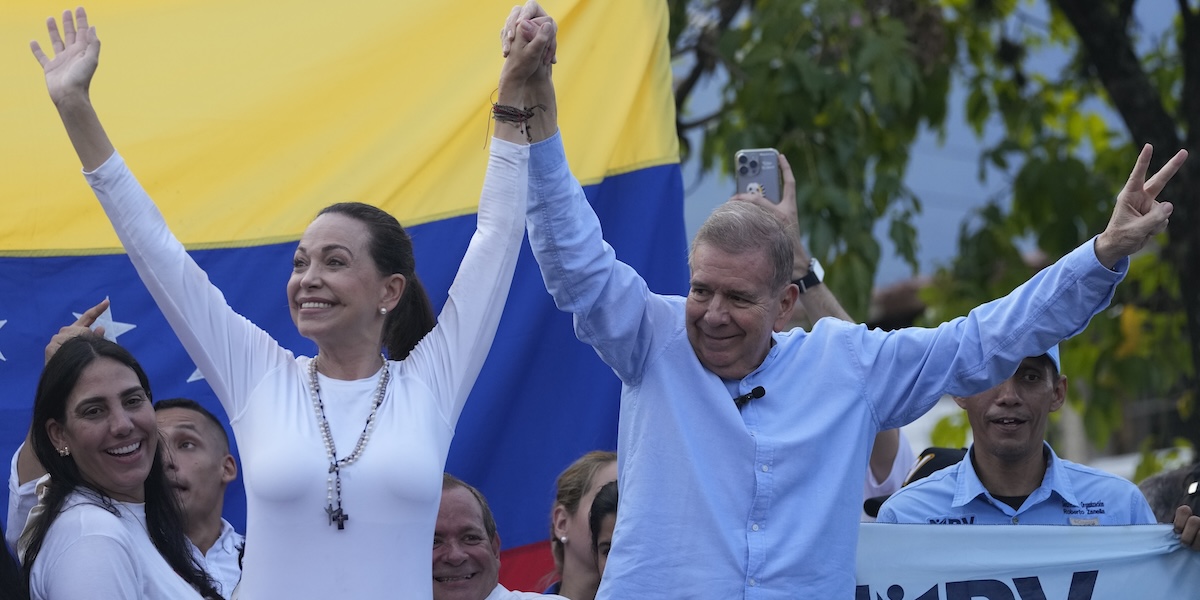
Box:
[734,386,765,409]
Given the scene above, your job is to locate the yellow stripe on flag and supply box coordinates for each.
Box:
[0,0,678,253]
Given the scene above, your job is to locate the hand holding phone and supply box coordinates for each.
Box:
[734,148,783,204]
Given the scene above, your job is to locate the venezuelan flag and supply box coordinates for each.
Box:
[0,0,683,588]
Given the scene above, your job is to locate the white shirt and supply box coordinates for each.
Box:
[29,491,204,600]
[84,138,527,598]
[192,518,243,598]
[8,446,242,595]
[484,584,568,600]
[5,447,36,553]
[861,429,916,522]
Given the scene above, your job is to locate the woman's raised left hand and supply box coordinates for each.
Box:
[31,7,101,108]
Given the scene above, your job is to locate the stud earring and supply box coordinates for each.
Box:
[58,446,70,457]
[559,536,568,545]
[379,307,387,316]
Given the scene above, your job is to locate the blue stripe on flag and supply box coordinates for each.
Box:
[0,161,686,551]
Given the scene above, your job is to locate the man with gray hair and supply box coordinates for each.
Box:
[511,6,1191,593]
[519,67,1188,597]
[518,51,1190,600]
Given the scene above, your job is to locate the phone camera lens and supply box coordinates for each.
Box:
[738,155,748,164]
[749,160,759,169]
[738,165,749,175]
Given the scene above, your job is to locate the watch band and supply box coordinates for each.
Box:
[792,258,823,293]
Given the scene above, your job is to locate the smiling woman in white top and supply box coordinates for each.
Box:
[19,335,219,600]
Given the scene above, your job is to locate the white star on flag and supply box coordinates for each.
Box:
[74,298,137,343]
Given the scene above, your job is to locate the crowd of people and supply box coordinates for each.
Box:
[3,2,1200,599]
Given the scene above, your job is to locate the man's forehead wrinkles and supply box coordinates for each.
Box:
[693,269,773,295]
[693,269,765,291]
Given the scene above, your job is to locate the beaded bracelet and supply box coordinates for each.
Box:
[492,103,544,142]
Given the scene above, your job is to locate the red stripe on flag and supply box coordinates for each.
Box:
[499,539,558,593]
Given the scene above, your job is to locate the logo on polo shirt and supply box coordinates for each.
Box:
[926,515,976,524]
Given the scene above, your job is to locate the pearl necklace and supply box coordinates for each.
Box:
[308,354,390,530]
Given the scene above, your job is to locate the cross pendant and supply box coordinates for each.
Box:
[326,504,349,530]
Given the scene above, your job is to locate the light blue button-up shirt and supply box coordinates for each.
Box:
[526,132,1126,599]
[876,442,1155,525]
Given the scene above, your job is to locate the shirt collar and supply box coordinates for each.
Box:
[952,442,1079,511]
[215,518,239,551]
[1039,444,1079,507]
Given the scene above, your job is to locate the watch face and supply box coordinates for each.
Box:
[810,258,824,281]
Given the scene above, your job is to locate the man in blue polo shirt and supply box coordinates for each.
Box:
[877,346,1157,526]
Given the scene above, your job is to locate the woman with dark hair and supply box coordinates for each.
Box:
[30,6,557,597]
[587,480,617,580]
[17,335,218,599]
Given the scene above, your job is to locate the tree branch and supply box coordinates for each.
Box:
[1054,0,1200,430]
[1183,0,1200,148]
[679,109,727,131]
[1120,0,1136,30]
[673,0,746,119]
[1052,0,1180,150]
[1013,9,1051,32]
[671,42,698,58]
[1178,0,1196,27]
[1171,7,1200,441]
[674,54,711,115]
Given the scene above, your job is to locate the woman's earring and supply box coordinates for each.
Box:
[379,307,387,316]
[58,446,70,457]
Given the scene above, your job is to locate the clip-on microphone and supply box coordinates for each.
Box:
[734,386,765,409]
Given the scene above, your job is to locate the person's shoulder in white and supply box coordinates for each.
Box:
[864,430,917,497]
[484,584,569,600]
[31,492,205,600]
[45,492,138,539]
[6,445,38,551]
[201,519,244,597]
[30,493,142,589]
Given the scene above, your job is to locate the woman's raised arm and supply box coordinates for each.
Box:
[31,7,114,172]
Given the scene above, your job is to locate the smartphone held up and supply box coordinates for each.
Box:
[734,148,783,204]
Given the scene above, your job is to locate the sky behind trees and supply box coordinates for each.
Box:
[680,0,1175,287]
